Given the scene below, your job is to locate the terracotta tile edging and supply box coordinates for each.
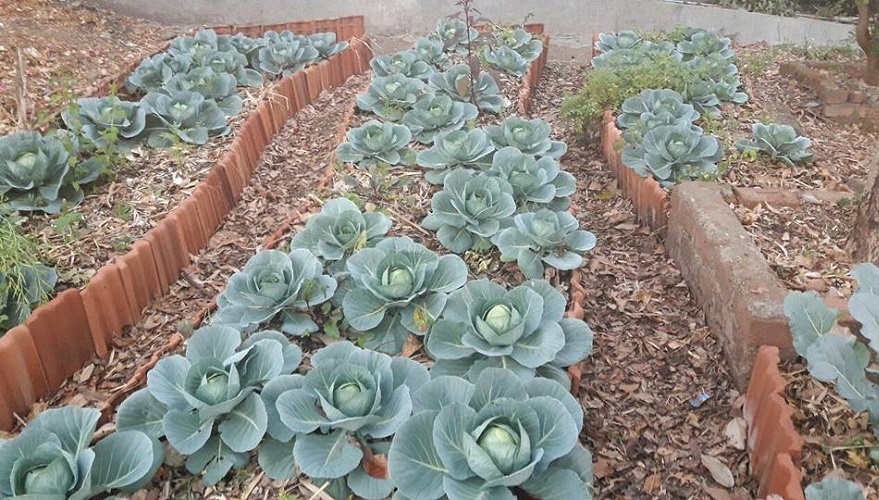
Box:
[744,346,805,500]
[517,25,549,116]
[0,16,366,432]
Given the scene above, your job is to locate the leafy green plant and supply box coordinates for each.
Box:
[256,31,320,76]
[487,146,575,211]
[620,124,723,187]
[495,209,596,279]
[481,45,528,76]
[427,278,593,386]
[805,477,865,500]
[193,48,263,87]
[211,248,337,336]
[168,29,232,60]
[336,120,415,168]
[422,169,516,253]
[116,325,301,485]
[428,64,507,114]
[401,93,479,144]
[413,36,448,67]
[228,32,262,61]
[495,27,543,62]
[0,130,103,214]
[356,73,427,121]
[594,30,643,53]
[434,17,480,54]
[126,53,193,94]
[290,197,392,273]
[615,88,700,144]
[0,406,162,498]
[485,116,567,159]
[783,263,879,439]
[370,51,434,80]
[0,263,57,332]
[308,32,349,59]
[677,30,735,61]
[163,67,243,117]
[140,90,230,147]
[61,96,146,150]
[388,368,593,499]
[259,341,429,499]
[734,122,813,167]
[342,236,468,354]
[417,128,496,184]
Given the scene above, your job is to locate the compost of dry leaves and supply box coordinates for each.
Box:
[0,0,179,135]
[723,44,878,295]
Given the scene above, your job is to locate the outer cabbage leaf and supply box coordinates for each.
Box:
[620,124,722,187]
[735,122,813,167]
[336,120,415,168]
[428,64,507,114]
[356,73,427,121]
[402,93,478,144]
[485,116,566,159]
[417,128,496,184]
[486,146,575,212]
[62,96,146,150]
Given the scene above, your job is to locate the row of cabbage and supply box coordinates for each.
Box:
[592,29,814,187]
[0,18,596,500]
[0,28,349,336]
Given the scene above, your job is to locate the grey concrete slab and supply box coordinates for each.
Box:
[92,0,856,51]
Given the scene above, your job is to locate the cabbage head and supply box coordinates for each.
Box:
[485,116,567,159]
[0,406,163,499]
[342,236,467,354]
[291,197,392,273]
[422,169,516,253]
[258,341,429,499]
[0,263,57,332]
[481,45,528,77]
[389,368,593,500]
[211,248,337,336]
[336,120,415,168]
[427,279,593,387]
[495,27,544,62]
[620,124,723,186]
[413,36,448,67]
[487,146,575,212]
[162,67,243,117]
[0,130,103,214]
[309,32,349,59]
[356,73,426,121]
[370,51,433,80]
[256,30,320,76]
[402,93,478,144]
[495,209,596,280]
[62,96,146,150]
[735,122,813,167]
[428,64,507,114]
[116,325,301,486]
[140,90,230,147]
[417,128,496,185]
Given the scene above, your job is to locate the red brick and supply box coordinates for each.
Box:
[734,187,801,209]
[819,86,849,105]
[824,104,857,118]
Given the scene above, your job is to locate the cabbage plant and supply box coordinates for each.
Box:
[487,146,575,212]
[62,96,146,150]
[168,29,232,60]
[356,73,427,121]
[435,18,479,54]
[211,248,336,336]
[621,124,723,186]
[417,128,496,184]
[140,90,230,147]
[116,325,301,485]
[308,32,349,59]
[256,31,320,76]
[342,236,468,354]
[482,45,528,77]
[735,122,813,167]
[0,263,57,332]
[422,169,516,253]
[616,89,700,144]
[495,209,597,280]
[485,116,567,159]
[336,120,415,168]
[259,341,430,499]
[0,130,103,214]
[496,27,544,62]
[429,64,507,114]
[677,30,734,62]
[0,406,162,498]
[681,79,722,118]
[413,36,448,67]
[594,30,643,53]
[228,32,262,61]
[291,197,392,273]
[126,52,192,94]
[163,67,243,116]
[193,48,263,87]
[370,51,433,80]
[402,93,478,144]
[389,368,593,499]
[428,279,593,387]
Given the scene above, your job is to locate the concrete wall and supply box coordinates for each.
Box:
[94,0,855,49]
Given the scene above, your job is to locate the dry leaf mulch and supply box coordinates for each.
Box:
[0,0,180,135]
[535,61,756,498]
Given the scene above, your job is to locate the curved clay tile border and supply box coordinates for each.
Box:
[81,22,554,421]
[0,15,372,431]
